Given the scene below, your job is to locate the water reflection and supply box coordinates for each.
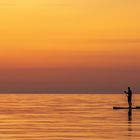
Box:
[0,94,139,140]
[128,108,132,122]
[128,108,132,137]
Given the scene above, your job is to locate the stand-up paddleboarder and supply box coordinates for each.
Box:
[124,87,133,108]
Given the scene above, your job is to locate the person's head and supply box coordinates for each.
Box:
[128,87,131,90]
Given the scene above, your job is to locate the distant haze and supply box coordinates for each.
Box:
[0,0,140,93]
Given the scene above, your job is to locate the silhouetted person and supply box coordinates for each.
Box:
[124,87,133,108]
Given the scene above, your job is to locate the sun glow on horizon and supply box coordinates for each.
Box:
[0,0,140,92]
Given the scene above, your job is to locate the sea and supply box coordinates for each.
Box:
[0,93,140,140]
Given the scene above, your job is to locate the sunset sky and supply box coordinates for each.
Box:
[0,0,140,93]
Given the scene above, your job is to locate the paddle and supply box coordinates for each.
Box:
[124,91,128,97]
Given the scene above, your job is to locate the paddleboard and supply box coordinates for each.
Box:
[113,106,140,109]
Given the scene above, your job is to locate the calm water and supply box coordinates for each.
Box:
[0,94,140,140]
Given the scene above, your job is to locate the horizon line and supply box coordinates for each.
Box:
[0,90,139,94]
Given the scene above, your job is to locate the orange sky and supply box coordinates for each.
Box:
[0,0,140,92]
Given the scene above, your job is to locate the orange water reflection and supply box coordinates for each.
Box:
[0,94,140,140]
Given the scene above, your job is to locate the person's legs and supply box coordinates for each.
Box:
[129,100,132,108]
[128,98,132,108]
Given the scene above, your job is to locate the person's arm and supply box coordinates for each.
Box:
[124,91,128,94]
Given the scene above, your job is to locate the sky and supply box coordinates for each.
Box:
[0,0,140,93]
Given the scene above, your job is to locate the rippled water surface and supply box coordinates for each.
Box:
[0,94,140,140]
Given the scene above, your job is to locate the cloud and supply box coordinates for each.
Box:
[76,39,140,44]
